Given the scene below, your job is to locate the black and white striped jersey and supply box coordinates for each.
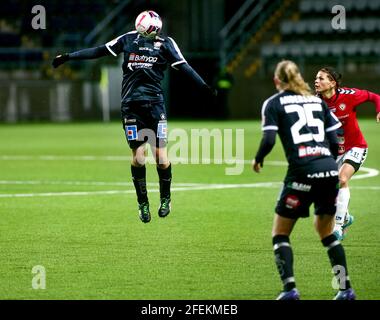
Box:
[105,31,186,103]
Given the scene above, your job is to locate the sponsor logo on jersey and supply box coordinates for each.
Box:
[129,53,158,63]
[339,103,346,111]
[153,41,162,50]
[133,34,141,44]
[127,53,158,70]
[285,195,300,209]
[124,118,136,124]
[307,170,339,179]
[139,46,154,52]
[338,114,349,119]
[126,125,138,140]
[289,182,311,192]
[298,145,331,158]
[338,88,356,94]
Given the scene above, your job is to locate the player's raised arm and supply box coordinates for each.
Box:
[164,36,216,97]
[52,45,112,68]
[175,63,217,97]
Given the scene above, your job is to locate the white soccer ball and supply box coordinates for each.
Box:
[135,10,162,38]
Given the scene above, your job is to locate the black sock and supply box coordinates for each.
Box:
[131,165,148,204]
[157,163,172,199]
[272,235,296,292]
[322,234,351,290]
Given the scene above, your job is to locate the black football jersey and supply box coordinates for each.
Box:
[105,31,186,103]
[261,90,341,174]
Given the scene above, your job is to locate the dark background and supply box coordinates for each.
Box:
[0,0,379,121]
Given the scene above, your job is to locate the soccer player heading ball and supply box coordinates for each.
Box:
[252,60,355,300]
[52,10,217,223]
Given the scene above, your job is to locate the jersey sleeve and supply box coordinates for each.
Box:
[105,34,125,56]
[261,99,278,131]
[352,88,371,105]
[165,37,187,69]
[353,88,380,113]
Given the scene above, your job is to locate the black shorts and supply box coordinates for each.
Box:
[121,100,168,149]
[275,175,339,219]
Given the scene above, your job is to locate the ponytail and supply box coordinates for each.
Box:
[275,60,312,96]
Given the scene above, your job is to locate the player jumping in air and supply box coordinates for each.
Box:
[52,10,216,223]
[315,67,380,240]
[253,60,355,300]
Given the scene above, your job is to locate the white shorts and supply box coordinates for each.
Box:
[336,147,368,172]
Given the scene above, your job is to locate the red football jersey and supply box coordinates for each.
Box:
[322,87,372,154]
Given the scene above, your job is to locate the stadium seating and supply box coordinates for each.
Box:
[262,40,380,59]
[281,18,380,41]
[261,0,380,62]
[0,0,109,69]
[0,31,21,47]
[299,0,380,15]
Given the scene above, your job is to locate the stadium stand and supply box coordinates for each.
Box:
[260,0,380,65]
[1,0,378,121]
[299,0,380,15]
[0,0,229,122]
[217,0,380,118]
[0,0,114,72]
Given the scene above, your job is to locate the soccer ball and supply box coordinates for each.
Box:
[135,10,162,38]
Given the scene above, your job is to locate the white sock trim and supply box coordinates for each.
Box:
[327,240,341,250]
[283,277,295,285]
[273,242,290,250]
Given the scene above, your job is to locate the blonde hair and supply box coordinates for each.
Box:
[275,60,312,96]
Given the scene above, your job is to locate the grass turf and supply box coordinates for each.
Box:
[0,120,379,299]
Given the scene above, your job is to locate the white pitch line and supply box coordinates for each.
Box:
[1,182,379,199]
[0,155,287,165]
[350,167,379,180]
[0,155,378,198]
[0,155,132,161]
[0,165,377,187]
[351,186,380,190]
[0,180,203,187]
[0,182,282,198]
[0,155,378,179]
[0,189,140,198]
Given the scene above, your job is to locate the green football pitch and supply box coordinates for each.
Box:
[0,120,379,300]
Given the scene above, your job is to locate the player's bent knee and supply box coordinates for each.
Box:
[338,176,349,187]
[157,161,170,169]
[314,215,335,239]
[132,155,146,167]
